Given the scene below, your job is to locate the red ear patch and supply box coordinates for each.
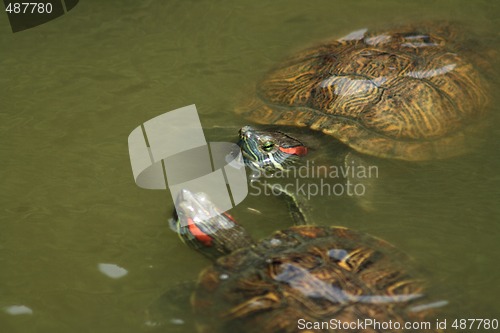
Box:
[279,145,308,156]
[187,218,212,247]
[223,212,238,224]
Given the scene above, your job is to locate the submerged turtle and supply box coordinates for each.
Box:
[164,189,445,333]
[237,23,490,162]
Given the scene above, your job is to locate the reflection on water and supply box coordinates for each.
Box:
[1,0,499,332]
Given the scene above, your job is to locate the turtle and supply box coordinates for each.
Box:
[161,189,446,333]
[236,23,490,164]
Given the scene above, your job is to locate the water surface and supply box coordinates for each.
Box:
[1,1,499,332]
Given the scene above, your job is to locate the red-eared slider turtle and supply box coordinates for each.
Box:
[237,23,490,162]
[167,189,445,333]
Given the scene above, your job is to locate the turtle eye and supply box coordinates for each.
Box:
[262,141,275,152]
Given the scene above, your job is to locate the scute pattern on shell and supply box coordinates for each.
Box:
[192,226,440,333]
[239,24,489,160]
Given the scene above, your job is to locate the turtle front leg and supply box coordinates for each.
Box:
[343,152,378,212]
[263,182,310,226]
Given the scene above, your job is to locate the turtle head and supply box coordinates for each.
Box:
[238,125,308,174]
[170,189,254,259]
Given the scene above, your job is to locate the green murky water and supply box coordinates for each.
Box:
[1,1,499,332]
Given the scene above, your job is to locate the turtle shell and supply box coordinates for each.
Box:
[238,24,489,161]
[192,226,440,333]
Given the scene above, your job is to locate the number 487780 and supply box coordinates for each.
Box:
[5,2,53,14]
[452,319,498,330]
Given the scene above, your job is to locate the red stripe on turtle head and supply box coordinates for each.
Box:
[187,218,213,247]
[279,145,308,156]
